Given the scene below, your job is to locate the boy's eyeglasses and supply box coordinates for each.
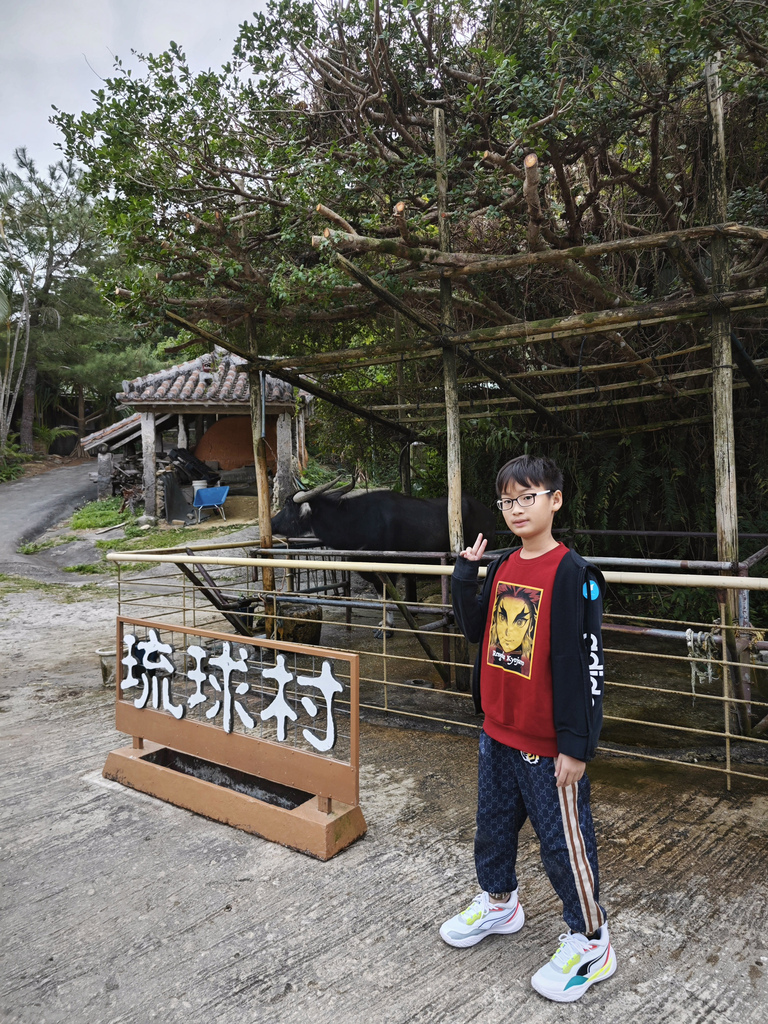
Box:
[496,490,551,511]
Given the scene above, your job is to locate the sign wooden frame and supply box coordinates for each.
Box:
[103,616,366,859]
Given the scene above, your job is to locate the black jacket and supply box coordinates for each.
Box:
[452,546,606,761]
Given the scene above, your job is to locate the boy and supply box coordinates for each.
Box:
[440,454,616,1003]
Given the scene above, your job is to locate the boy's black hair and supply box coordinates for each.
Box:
[495,454,563,497]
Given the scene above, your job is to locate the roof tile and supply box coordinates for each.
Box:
[117,353,299,408]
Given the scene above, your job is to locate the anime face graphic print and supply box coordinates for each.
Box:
[487,583,542,678]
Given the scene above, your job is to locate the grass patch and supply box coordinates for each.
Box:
[70,497,133,531]
[18,539,56,555]
[17,534,78,556]
[62,563,105,575]
[101,522,240,553]
[0,574,107,602]
[95,522,243,573]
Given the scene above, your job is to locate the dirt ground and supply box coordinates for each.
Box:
[1,572,768,1024]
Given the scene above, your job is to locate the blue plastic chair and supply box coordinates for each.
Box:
[193,485,230,523]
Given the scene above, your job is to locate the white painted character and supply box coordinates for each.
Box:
[297,660,343,753]
[260,654,298,741]
[207,642,254,733]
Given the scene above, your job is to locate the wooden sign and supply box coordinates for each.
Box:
[103,616,366,859]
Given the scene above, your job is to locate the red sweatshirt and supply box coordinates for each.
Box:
[481,543,568,757]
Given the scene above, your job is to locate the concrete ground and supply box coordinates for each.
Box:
[1,580,768,1024]
[0,461,96,580]
[1,467,767,1024]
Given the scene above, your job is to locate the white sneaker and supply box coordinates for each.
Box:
[531,923,616,1002]
[439,890,525,948]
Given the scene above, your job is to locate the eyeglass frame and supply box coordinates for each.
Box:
[495,490,552,512]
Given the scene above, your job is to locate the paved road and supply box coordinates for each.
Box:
[0,462,95,578]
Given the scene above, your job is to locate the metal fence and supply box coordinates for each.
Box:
[109,541,768,790]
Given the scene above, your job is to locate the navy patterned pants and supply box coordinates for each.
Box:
[475,730,606,935]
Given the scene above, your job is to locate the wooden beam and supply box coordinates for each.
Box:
[269,366,427,442]
[456,345,579,436]
[164,311,250,360]
[334,253,441,336]
[314,223,768,278]
[255,287,767,373]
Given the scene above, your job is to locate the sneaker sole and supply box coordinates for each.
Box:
[531,950,617,1002]
[439,903,525,948]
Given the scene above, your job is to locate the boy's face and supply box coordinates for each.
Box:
[499,478,562,545]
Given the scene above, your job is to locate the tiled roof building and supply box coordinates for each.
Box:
[117,352,294,409]
[85,350,309,515]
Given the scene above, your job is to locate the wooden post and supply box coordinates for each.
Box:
[706,57,748,733]
[177,414,188,450]
[247,318,276,636]
[395,315,412,496]
[274,411,293,510]
[435,106,463,690]
[140,411,156,519]
[97,446,113,501]
[435,107,463,554]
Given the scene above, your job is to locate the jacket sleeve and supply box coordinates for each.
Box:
[551,558,605,762]
[451,555,488,644]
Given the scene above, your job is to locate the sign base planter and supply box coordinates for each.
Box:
[105,617,367,861]
[104,741,366,860]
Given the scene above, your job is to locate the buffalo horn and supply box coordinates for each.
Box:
[293,472,351,504]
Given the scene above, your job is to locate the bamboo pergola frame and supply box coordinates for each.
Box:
[230,229,767,442]
[159,107,768,738]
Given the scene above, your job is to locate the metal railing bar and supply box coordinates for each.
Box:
[595,745,768,782]
[107,552,768,591]
[602,713,768,743]
[605,679,768,708]
[357,702,480,731]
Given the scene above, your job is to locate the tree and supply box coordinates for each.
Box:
[36,271,160,436]
[0,262,30,461]
[54,0,768,335]
[0,150,102,450]
[52,1,768,541]
[0,150,161,449]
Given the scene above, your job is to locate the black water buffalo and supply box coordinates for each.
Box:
[271,477,496,554]
[271,477,496,634]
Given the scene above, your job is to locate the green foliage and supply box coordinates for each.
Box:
[70,497,130,530]
[0,434,32,479]
[1,149,166,445]
[32,424,78,454]
[17,538,56,555]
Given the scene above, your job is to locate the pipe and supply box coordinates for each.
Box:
[106,551,768,591]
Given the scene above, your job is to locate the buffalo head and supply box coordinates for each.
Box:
[270,473,356,538]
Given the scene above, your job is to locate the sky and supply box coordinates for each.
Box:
[1,0,267,173]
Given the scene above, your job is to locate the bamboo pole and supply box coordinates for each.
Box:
[247,317,275,638]
[254,288,767,372]
[707,56,749,734]
[395,315,412,496]
[443,288,768,349]
[370,351,759,412]
[407,381,751,424]
[435,107,464,554]
[104,551,768,592]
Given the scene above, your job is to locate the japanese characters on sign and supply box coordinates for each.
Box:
[120,629,344,754]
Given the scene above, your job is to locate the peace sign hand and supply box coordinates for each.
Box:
[460,533,488,562]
